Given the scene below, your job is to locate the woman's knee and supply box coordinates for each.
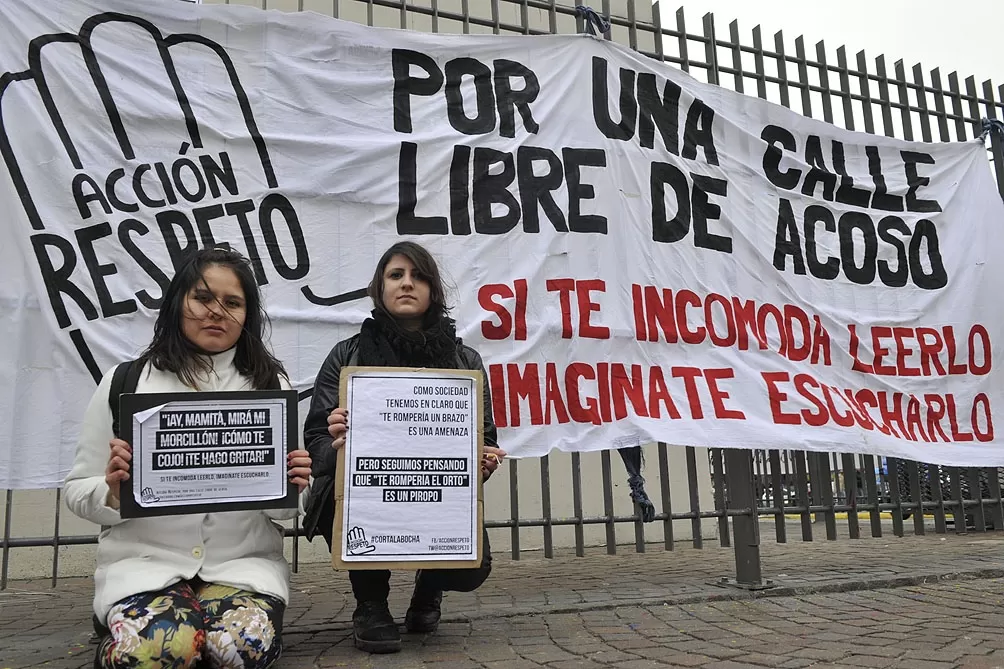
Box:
[97,619,204,669]
[204,604,283,669]
[97,590,206,669]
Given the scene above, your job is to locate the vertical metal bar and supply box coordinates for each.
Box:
[929,464,948,535]
[912,64,934,143]
[490,0,500,35]
[907,461,926,536]
[460,0,470,34]
[711,448,730,548]
[874,55,896,137]
[965,76,983,136]
[509,458,520,559]
[539,454,553,558]
[675,8,690,73]
[52,489,62,587]
[887,457,905,537]
[841,454,860,539]
[651,1,664,62]
[658,442,674,551]
[807,453,823,525]
[968,467,987,532]
[794,36,812,118]
[856,51,878,135]
[817,454,837,540]
[814,40,835,124]
[752,26,768,101]
[518,0,529,35]
[291,515,299,573]
[893,60,915,141]
[570,452,585,557]
[947,466,966,533]
[728,20,744,93]
[986,466,1004,531]
[948,73,969,141]
[398,0,406,29]
[863,454,882,537]
[774,30,791,110]
[724,449,762,586]
[983,80,1004,199]
[930,68,952,142]
[768,450,786,542]
[827,454,843,506]
[430,0,438,33]
[1,489,12,589]
[793,451,812,541]
[837,47,856,131]
[601,450,616,554]
[632,498,646,554]
[685,447,703,548]
[626,0,637,51]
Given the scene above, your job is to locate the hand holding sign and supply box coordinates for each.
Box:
[286,449,312,493]
[327,407,348,452]
[481,445,506,482]
[104,438,132,506]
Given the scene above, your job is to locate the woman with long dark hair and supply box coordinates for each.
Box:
[302,241,506,654]
[65,247,311,669]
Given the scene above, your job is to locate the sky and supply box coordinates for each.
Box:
[661,1,1002,90]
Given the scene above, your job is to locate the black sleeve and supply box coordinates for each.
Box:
[465,347,499,448]
[304,339,352,478]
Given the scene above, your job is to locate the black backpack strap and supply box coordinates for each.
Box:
[109,359,143,439]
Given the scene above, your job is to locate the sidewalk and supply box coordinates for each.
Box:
[3,531,1004,669]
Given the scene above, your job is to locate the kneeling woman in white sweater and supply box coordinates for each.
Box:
[65,247,310,669]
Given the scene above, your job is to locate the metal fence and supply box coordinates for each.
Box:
[3,0,1004,591]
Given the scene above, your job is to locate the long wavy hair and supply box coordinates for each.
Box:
[367,241,451,323]
[139,247,287,389]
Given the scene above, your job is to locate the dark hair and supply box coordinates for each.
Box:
[139,247,287,390]
[368,241,450,322]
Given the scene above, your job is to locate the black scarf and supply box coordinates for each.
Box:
[356,309,460,369]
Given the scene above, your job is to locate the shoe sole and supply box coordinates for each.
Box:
[353,634,402,654]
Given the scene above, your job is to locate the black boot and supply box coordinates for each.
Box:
[352,600,401,653]
[405,572,443,634]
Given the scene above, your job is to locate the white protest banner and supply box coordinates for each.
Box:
[2,0,1004,489]
[334,369,481,567]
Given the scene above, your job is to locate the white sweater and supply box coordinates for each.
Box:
[64,348,302,621]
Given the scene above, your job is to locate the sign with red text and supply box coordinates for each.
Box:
[2,0,1004,488]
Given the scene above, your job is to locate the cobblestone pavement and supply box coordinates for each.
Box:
[3,531,1004,668]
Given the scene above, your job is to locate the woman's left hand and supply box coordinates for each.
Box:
[481,445,507,482]
[286,449,312,492]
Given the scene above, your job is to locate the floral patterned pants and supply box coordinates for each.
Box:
[95,579,284,669]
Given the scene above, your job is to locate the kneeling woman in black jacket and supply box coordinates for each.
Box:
[302,241,506,654]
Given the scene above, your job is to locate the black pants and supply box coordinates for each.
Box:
[323,521,492,602]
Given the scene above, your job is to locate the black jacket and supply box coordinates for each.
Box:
[301,334,499,542]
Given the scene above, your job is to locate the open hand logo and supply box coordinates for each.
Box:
[140,486,160,504]
[0,11,364,382]
[346,526,376,556]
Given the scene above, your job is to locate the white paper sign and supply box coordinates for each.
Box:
[341,370,480,563]
[132,397,288,509]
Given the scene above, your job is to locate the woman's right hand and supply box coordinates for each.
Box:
[327,408,348,451]
[105,439,132,506]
